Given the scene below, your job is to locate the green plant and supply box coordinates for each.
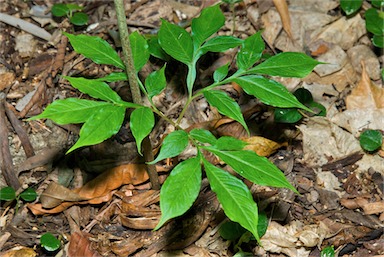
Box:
[321,246,335,257]
[29,5,321,242]
[340,0,384,48]
[51,3,89,26]
[40,232,61,252]
[359,129,383,151]
[0,186,37,213]
[274,88,326,123]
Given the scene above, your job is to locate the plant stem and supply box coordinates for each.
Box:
[114,0,160,190]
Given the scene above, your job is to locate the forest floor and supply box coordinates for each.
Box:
[0,0,383,257]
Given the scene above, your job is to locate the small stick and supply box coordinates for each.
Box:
[5,102,35,158]
[0,93,21,189]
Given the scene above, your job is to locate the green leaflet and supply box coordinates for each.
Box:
[189,129,217,145]
[203,159,260,242]
[199,36,243,56]
[94,72,127,82]
[145,65,167,98]
[203,90,249,134]
[233,75,311,111]
[155,157,202,229]
[130,107,155,155]
[67,104,125,153]
[148,130,189,164]
[203,147,297,192]
[64,76,123,104]
[64,32,125,69]
[237,31,264,70]
[213,136,247,151]
[28,99,111,124]
[158,19,193,65]
[0,187,16,201]
[248,52,321,78]
[213,63,229,82]
[130,31,150,72]
[340,0,363,15]
[70,12,88,26]
[191,5,225,48]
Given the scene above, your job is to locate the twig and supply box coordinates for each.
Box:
[0,93,21,189]
[114,0,160,190]
[0,12,51,41]
[5,102,35,158]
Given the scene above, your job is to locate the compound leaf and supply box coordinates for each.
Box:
[158,19,193,65]
[191,5,225,48]
[64,32,125,69]
[130,31,150,72]
[65,76,124,104]
[148,130,189,164]
[233,75,311,111]
[204,159,260,242]
[67,104,125,153]
[204,147,297,192]
[130,107,155,155]
[203,90,249,133]
[29,98,111,124]
[145,65,167,98]
[248,52,321,78]
[237,31,264,70]
[155,157,202,229]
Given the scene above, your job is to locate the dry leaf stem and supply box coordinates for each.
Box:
[114,0,160,190]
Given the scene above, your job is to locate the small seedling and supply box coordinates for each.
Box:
[30,5,322,242]
[321,246,335,257]
[340,0,384,48]
[51,3,88,26]
[359,129,383,152]
[40,233,61,252]
[0,186,37,213]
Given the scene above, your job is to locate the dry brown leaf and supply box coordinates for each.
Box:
[67,232,101,257]
[272,0,293,39]
[242,136,287,157]
[28,164,163,215]
[346,61,384,110]
[40,182,86,208]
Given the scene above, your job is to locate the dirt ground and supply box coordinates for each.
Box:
[0,0,383,257]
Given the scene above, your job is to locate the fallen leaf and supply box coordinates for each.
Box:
[272,0,293,39]
[40,182,86,208]
[28,164,165,215]
[242,136,287,157]
[346,61,384,109]
[68,232,101,257]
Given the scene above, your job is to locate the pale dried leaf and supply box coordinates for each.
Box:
[242,136,287,157]
[346,61,384,109]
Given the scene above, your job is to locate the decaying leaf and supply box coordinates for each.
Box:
[28,164,165,215]
[68,232,101,257]
[346,61,384,110]
[242,136,287,157]
[0,246,37,257]
[40,182,86,208]
[272,0,293,39]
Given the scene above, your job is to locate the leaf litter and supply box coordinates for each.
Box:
[0,0,383,256]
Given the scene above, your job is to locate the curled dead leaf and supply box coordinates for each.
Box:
[40,182,86,209]
[242,136,288,157]
[28,164,165,215]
